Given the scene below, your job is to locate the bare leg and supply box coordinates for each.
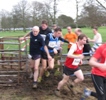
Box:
[57,74,69,90]
[33,58,40,82]
[39,59,47,78]
[73,69,84,85]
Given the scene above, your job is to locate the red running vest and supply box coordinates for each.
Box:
[64,43,83,69]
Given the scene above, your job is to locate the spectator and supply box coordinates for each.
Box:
[64,26,77,51]
[88,27,102,53]
[75,28,91,56]
[52,24,57,32]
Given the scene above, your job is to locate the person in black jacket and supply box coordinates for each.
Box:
[75,28,91,56]
[39,20,52,40]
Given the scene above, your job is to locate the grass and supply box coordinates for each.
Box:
[0,31,27,37]
[62,27,106,53]
[0,27,106,53]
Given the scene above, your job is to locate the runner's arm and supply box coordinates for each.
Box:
[89,57,106,71]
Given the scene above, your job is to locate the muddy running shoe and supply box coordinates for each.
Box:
[37,77,42,83]
[33,82,37,89]
[45,71,50,77]
[54,89,61,97]
[80,88,91,100]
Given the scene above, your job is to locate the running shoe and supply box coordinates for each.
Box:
[33,82,37,89]
[37,77,42,83]
[80,88,91,100]
[45,71,50,77]
[54,89,61,97]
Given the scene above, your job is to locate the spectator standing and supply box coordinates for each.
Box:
[75,28,91,56]
[88,27,102,53]
[64,26,77,51]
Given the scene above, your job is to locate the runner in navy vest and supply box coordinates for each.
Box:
[19,26,52,89]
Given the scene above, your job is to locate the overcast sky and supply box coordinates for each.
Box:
[0,0,77,19]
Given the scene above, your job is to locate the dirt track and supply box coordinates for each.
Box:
[0,65,96,100]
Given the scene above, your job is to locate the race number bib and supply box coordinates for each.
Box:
[72,58,81,66]
[48,41,57,48]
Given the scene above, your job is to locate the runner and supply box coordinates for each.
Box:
[39,20,52,40]
[38,27,70,83]
[20,26,52,88]
[81,43,106,100]
[55,34,87,97]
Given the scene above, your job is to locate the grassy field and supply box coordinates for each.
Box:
[0,27,106,53]
[0,27,106,41]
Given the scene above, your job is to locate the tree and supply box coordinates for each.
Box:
[12,0,30,32]
[31,1,45,26]
[57,15,74,28]
[43,0,59,25]
[0,10,12,31]
[95,0,106,10]
[78,0,106,27]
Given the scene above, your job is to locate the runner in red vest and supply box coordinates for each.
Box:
[55,34,87,97]
[80,43,106,100]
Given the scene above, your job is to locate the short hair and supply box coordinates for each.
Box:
[67,26,71,28]
[54,27,62,32]
[53,24,57,27]
[93,26,98,30]
[78,34,87,40]
[33,26,39,30]
[74,28,82,33]
[41,20,48,25]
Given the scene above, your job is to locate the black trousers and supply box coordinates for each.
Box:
[91,74,106,100]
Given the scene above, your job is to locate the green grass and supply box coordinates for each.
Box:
[0,31,29,52]
[0,27,106,53]
[63,27,106,42]
[0,31,27,37]
[62,27,106,53]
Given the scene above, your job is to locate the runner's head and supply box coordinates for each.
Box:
[52,24,57,30]
[54,27,62,37]
[32,26,39,36]
[74,28,82,36]
[77,34,87,45]
[41,20,48,30]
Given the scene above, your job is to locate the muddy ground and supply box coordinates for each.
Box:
[0,64,96,100]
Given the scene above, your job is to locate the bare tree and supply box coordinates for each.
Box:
[44,0,59,25]
[0,10,12,31]
[31,1,48,26]
[95,0,106,10]
[12,0,30,32]
[78,0,106,27]
[75,0,78,28]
